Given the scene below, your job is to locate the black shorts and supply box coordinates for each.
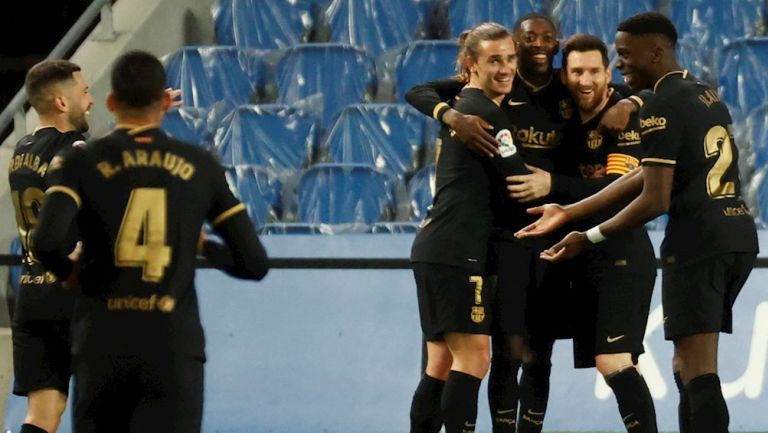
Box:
[73,353,204,433]
[572,251,656,368]
[413,262,493,341]
[487,239,532,336]
[525,254,578,341]
[662,252,756,341]
[12,319,71,396]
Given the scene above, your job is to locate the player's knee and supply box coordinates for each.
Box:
[426,352,453,380]
[595,354,633,377]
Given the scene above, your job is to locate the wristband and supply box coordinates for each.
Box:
[585,226,607,244]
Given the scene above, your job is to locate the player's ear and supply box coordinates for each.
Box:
[52,93,68,113]
[106,92,117,113]
[559,67,567,84]
[159,89,172,112]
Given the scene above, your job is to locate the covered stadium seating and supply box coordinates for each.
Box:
[215,104,318,171]
[318,104,426,180]
[161,107,213,150]
[212,0,311,49]
[224,165,283,230]
[275,43,377,126]
[393,40,459,102]
[164,46,271,108]
[322,0,423,56]
[669,0,764,47]
[745,104,768,169]
[552,0,657,47]
[408,163,436,222]
[297,163,397,230]
[447,0,542,38]
[717,37,768,122]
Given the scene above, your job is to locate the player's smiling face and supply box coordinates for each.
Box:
[469,36,517,101]
[615,31,656,91]
[61,71,94,133]
[563,50,610,115]
[517,18,558,76]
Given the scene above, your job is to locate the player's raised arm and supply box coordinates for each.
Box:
[405,77,499,157]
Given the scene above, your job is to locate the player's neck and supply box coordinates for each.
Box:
[35,113,77,133]
[112,111,164,130]
[517,67,552,89]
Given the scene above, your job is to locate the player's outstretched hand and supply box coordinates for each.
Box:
[166,88,183,109]
[450,112,499,157]
[539,231,587,262]
[597,98,635,133]
[507,165,552,203]
[514,203,568,238]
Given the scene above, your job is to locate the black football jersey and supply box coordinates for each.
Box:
[556,90,651,259]
[40,126,257,357]
[8,127,84,321]
[639,71,758,266]
[411,88,527,272]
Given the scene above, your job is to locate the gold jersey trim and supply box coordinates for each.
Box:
[115,123,162,135]
[46,186,81,208]
[629,95,644,108]
[212,203,246,226]
[642,157,676,166]
[653,70,688,93]
[432,102,450,120]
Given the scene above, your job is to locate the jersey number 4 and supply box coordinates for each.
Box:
[704,125,736,199]
[116,188,171,282]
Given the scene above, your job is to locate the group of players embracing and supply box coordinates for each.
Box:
[408,11,757,433]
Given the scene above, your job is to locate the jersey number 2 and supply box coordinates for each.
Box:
[704,125,736,199]
[116,188,171,282]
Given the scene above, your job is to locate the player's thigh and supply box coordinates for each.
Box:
[131,356,204,433]
[72,354,133,433]
[11,320,71,397]
[662,253,755,341]
[413,262,492,338]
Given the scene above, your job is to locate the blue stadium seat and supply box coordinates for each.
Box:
[224,165,283,230]
[212,0,312,49]
[319,104,426,180]
[447,0,542,38]
[161,107,213,150]
[717,37,768,121]
[552,0,656,48]
[8,237,22,298]
[745,104,768,169]
[394,40,460,102]
[408,164,436,221]
[297,163,397,230]
[322,0,422,56]
[164,46,270,108]
[669,0,763,47]
[276,43,377,126]
[215,104,318,171]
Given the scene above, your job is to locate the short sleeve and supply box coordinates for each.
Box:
[639,99,682,167]
[44,145,84,208]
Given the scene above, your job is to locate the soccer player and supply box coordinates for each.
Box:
[516,12,758,433]
[8,59,92,433]
[554,33,658,433]
[407,14,576,433]
[31,50,269,433]
[410,22,528,433]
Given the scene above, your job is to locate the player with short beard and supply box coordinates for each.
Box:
[8,59,92,433]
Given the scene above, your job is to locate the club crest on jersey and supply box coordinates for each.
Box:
[471,306,486,323]
[587,130,603,149]
[559,98,574,119]
[496,129,518,158]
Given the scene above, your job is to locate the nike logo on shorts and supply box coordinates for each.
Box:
[607,335,625,343]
